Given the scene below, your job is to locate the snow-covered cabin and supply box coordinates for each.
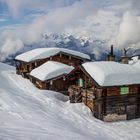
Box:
[129,49,140,63]
[29,61,74,94]
[15,48,90,78]
[131,49,140,59]
[68,61,140,121]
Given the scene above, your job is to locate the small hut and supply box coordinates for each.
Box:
[14,48,90,78]
[68,61,140,121]
[29,61,74,95]
[132,49,140,58]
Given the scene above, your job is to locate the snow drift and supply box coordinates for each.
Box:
[0,62,140,140]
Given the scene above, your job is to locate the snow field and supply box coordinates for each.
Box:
[0,62,140,140]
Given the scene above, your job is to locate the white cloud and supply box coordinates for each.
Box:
[27,0,97,32]
[0,38,24,61]
[0,0,140,60]
[0,0,98,44]
[0,0,80,17]
[116,12,140,49]
[0,0,26,17]
[131,0,140,13]
[0,0,99,60]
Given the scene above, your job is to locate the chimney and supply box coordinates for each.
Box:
[121,56,129,64]
[107,45,115,61]
[111,45,113,55]
[121,48,129,64]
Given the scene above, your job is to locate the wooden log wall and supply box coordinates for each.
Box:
[50,54,82,67]
[68,85,83,103]
[29,77,46,89]
[16,62,32,78]
[32,58,50,70]
[94,88,104,120]
[93,85,140,121]
[16,53,84,78]
[82,89,94,112]
[45,77,72,95]
[31,53,83,72]
[84,86,140,121]
[104,93,140,120]
[67,67,94,89]
[16,62,28,73]
[106,85,139,96]
[29,76,70,94]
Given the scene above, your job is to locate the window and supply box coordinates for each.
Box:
[77,78,85,87]
[120,87,129,95]
[35,62,37,66]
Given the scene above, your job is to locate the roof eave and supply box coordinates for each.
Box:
[29,73,67,83]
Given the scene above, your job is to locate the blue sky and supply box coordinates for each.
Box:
[0,0,79,27]
[0,0,139,61]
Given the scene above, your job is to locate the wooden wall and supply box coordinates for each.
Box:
[106,85,138,96]
[93,86,140,121]
[67,67,94,88]
[16,53,85,78]
[68,68,95,107]
[82,89,94,111]
[30,76,73,95]
[78,83,140,121]
[29,76,45,89]
[51,54,82,67]
[45,77,72,95]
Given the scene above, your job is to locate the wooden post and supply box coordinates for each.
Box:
[95,88,103,120]
[85,90,87,105]
[98,100,103,120]
[69,90,75,103]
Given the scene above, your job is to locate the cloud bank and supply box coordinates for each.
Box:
[0,0,79,17]
[116,12,140,49]
[0,38,24,61]
[0,0,140,61]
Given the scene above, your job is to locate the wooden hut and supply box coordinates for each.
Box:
[68,61,140,121]
[131,49,140,60]
[14,48,90,78]
[29,61,74,95]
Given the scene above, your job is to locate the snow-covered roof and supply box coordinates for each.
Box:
[30,61,74,81]
[15,48,90,62]
[82,61,140,87]
[132,49,140,57]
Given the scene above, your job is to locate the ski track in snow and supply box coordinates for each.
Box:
[0,62,140,140]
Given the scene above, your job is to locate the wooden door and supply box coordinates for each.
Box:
[127,105,136,120]
[27,65,29,72]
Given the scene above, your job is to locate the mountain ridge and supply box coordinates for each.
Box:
[1,33,133,65]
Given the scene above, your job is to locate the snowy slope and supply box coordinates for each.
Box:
[0,62,140,140]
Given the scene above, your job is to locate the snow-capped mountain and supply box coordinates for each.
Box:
[2,33,128,65]
[2,33,107,65]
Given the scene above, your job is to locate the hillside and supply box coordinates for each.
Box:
[0,62,140,140]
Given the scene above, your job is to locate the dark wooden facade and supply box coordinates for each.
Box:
[93,86,140,121]
[68,66,140,121]
[15,52,88,78]
[29,73,75,95]
[28,66,92,95]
